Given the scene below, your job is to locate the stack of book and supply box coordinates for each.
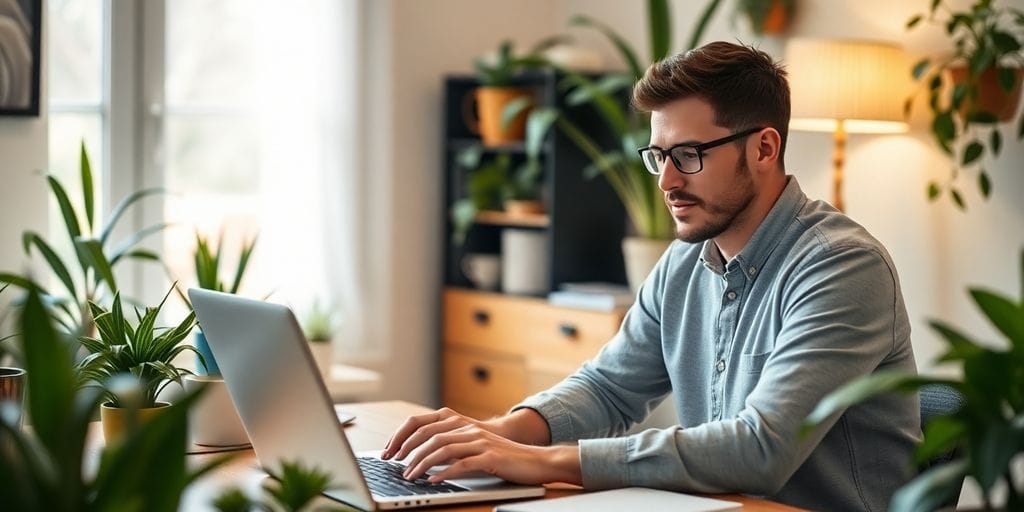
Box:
[547,282,634,312]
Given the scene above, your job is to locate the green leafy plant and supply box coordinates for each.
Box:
[0,283,225,511]
[449,146,543,244]
[511,0,725,240]
[301,299,337,343]
[213,460,356,512]
[803,249,1024,511]
[905,0,1024,209]
[0,141,167,337]
[76,285,199,408]
[475,38,566,87]
[194,231,258,294]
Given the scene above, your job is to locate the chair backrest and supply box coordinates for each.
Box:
[918,383,967,507]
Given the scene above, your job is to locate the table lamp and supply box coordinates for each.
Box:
[785,39,909,212]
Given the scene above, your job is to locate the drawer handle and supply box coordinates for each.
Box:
[559,323,578,338]
[472,310,490,325]
[471,366,490,382]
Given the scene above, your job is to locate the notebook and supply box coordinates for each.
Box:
[495,487,741,512]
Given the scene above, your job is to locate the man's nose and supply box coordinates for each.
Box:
[657,162,683,192]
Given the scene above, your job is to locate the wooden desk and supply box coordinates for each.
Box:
[88,400,802,511]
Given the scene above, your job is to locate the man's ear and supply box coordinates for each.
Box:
[752,127,782,167]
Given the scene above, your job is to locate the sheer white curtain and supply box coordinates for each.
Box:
[253,0,366,354]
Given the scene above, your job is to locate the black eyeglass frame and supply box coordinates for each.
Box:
[637,127,765,175]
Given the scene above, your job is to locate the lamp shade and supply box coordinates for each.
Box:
[786,39,909,134]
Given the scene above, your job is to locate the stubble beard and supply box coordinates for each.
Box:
[673,159,756,244]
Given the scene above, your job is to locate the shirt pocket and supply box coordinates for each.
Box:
[739,351,771,374]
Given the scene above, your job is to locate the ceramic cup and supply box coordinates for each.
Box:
[183,374,250,447]
[462,253,501,291]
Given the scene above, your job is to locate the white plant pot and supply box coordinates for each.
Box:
[622,237,673,293]
[309,341,334,381]
[182,375,250,447]
[501,229,549,295]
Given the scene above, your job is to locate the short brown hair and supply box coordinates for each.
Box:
[632,41,790,158]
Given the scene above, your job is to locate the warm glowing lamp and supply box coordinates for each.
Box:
[786,39,909,212]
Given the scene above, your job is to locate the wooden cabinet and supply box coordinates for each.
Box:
[442,288,626,419]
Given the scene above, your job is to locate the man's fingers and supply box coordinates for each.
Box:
[393,415,471,460]
[404,437,489,481]
[425,452,497,483]
[382,409,450,459]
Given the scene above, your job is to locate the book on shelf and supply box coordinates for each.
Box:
[547,282,634,311]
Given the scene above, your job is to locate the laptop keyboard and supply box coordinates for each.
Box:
[357,457,469,497]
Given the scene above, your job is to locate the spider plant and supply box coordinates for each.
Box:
[76,285,198,408]
[194,231,258,294]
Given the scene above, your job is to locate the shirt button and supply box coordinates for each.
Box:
[748,266,757,276]
[716,360,726,372]
[726,291,737,301]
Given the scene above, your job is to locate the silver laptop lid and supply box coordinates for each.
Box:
[189,288,376,511]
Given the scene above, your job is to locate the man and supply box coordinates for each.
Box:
[383,41,919,511]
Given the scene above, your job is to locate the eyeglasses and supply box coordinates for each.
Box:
[637,127,764,175]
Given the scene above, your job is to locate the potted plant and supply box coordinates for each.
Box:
[187,231,257,375]
[214,460,356,512]
[301,299,337,380]
[76,285,199,444]
[734,0,796,35]
[905,0,1024,209]
[449,145,544,245]
[0,141,167,337]
[803,249,1024,510]
[0,284,223,511]
[472,38,562,146]
[510,0,726,290]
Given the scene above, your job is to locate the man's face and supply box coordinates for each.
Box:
[649,97,756,243]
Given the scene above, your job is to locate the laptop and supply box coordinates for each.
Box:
[189,288,546,510]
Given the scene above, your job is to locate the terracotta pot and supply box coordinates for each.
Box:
[759,0,791,34]
[504,199,545,216]
[950,65,1023,122]
[475,87,532,146]
[622,237,673,293]
[100,401,170,445]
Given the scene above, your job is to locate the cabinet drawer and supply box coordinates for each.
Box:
[444,288,625,361]
[443,348,526,414]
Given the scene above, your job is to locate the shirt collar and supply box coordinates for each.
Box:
[700,176,807,276]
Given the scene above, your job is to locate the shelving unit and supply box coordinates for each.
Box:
[439,71,631,417]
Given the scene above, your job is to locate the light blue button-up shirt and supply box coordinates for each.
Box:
[516,176,920,511]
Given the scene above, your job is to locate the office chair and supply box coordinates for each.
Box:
[918,383,967,508]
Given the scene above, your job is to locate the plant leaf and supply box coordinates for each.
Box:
[914,415,966,467]
[967,111,998,124]
[970,422,1017,493]
[99,188,165,245]
[932,111,955,154]
[969,288,1024,349]
[978,170,991,199]
[997,66,1017,92]
[991,31,1021,54]
[47,175,82,242]
[687,0,723,50]
[525,107,560,161]
[500,96,533,132]
[80,141,96,233]
[890,459,968,512]
[802,371,949,434]
[569,14,643,80]
[961,141,983,166]
[647,0,670,61]
[911,58,930,80]
[990,129,1002,156]
[21,231,77,301]
[926,181,941,201]
[228,236,257,295]
[76,237,117,294]
[950,188,965,210]
[906,14,923,29]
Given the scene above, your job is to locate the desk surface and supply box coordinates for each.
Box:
[88,400,802,511]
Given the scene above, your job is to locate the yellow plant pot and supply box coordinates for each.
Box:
[100,401,170,445]
[476,86,532,146]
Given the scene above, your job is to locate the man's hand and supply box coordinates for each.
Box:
[380,407,578,485]
[401,424,581,485]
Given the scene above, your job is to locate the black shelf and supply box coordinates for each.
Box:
[442,70,628,293]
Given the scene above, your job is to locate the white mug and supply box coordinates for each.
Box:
[183,374,250,447]
[462,253,501,291]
